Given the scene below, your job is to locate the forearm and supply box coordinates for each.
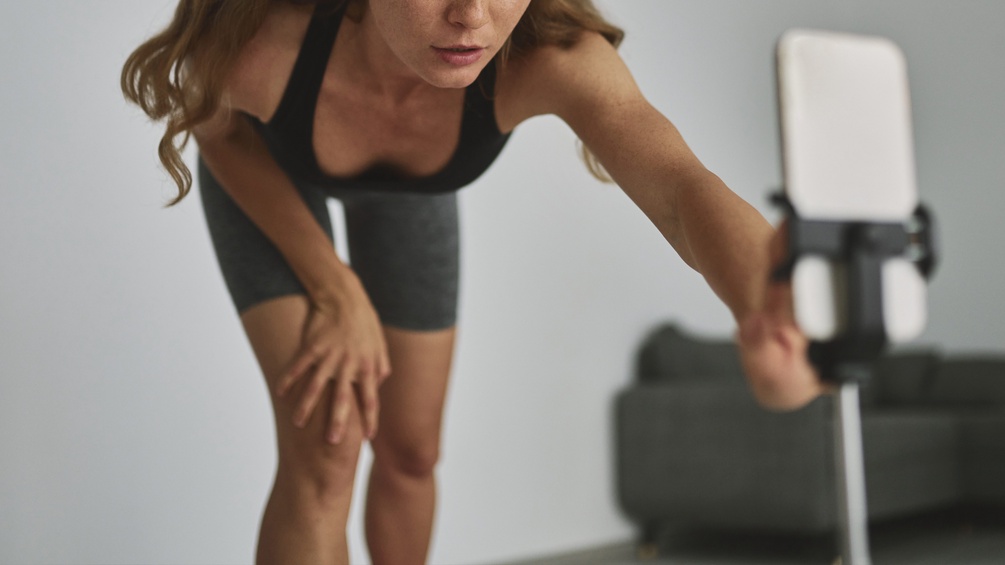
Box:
[672,170,774,321]
[195,120,355,305]
[585,119,774,321]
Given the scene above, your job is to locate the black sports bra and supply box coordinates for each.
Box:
[246,2,512,194]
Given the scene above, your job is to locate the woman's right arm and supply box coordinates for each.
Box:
[193,107,390,443]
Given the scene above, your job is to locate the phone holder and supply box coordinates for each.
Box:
[770,193,939,383]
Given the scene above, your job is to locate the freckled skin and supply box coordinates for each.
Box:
[365,0,532,88]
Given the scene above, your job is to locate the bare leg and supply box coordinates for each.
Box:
[241,295,365,565]
[365,325,456,565]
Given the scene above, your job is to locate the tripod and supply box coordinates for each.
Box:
[774,30,939,565]
[772,202,938,565]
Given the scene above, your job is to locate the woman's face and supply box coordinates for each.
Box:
[366,0,532,88]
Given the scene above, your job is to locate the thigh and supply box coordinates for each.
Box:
[240,295,364,464]
[341,191,460,332]
[373,325,457,463]
[337,190,460,454]
[197,156,335,313]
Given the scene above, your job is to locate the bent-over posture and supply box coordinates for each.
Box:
[122,1,824,563]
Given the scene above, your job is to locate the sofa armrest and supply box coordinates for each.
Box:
[616,383,835,533]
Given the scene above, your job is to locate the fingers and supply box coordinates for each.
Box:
[327,358,358,445]
[321,356,384,444]
[377,350,392,385]
[356,372,380,441]
[276,345,320,398]
[292,349,341,429]
[284,351,385,445]
[362,334,391,438]
[279,305,391,444]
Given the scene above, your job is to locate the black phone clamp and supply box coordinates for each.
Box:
[770,193,939,384]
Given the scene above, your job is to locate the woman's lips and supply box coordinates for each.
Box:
[432,45,485,66]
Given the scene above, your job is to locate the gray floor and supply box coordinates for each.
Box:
[501,507,1005,565]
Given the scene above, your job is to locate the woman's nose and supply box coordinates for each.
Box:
[447,0,489,30]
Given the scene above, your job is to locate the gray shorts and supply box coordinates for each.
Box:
[197,157,459,331]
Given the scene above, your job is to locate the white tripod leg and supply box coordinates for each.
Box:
[834,383,872,565]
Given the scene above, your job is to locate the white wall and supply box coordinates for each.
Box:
[1,1,1002,564]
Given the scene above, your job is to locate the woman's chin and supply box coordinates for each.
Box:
[420,63,488,90]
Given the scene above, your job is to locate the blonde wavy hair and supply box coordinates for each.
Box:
[121,0,625,205]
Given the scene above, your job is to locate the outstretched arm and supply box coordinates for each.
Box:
[499,33,824,409]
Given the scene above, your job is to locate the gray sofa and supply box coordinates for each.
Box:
[616,324,1005,538]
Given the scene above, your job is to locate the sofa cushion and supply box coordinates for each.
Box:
[636,324,743,384]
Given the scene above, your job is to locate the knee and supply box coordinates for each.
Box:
[279,430,365,509]
[374,436,440,479]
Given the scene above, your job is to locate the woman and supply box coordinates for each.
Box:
[122,0,823,563]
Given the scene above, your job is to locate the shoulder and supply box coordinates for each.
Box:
[220,2,313,120]
[495,31,643,132]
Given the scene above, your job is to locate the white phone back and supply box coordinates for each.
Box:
[777,30,926,342]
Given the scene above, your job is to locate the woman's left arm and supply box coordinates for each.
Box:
[499,33,825,409]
